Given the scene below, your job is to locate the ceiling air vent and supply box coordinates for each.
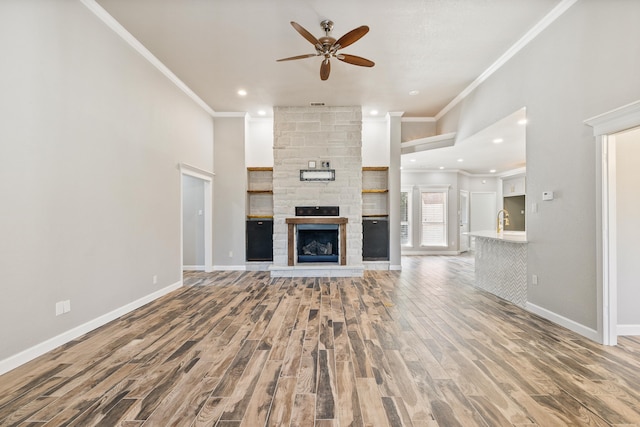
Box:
[310,102,325,106]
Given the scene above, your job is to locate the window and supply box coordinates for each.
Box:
[400,189,412,246]
[420,188,448,246]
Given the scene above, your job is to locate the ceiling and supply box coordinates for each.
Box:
[93,0,564,173]
[401,108,527,175]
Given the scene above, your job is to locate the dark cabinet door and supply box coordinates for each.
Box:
[363,219,389,260]
[246,219,273,261]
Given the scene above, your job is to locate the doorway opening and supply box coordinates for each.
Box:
[585,100,640,345]
[180,164,213,273]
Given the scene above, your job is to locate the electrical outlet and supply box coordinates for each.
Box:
[55,301,64,316]
[532,274,538,285]
[152,275,158,285]
[228,251,233,258]
[63,300,71,313]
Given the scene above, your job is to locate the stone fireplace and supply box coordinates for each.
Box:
[270,106,363,277]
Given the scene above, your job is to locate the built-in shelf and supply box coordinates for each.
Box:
[247,167,274,262]
[362,166,389,261]
[247,167,274,172]
[362,166,389,218]
[247,167,273,219]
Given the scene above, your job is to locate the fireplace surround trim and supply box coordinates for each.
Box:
[285,217,348,266]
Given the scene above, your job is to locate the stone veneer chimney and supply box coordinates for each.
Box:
[272,106,363,267]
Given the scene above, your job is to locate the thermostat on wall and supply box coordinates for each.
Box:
[542,191,554,201]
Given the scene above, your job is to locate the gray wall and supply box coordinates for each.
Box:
[213,116,247,267]
[0,1,214,360]
[438,0,640,329]
[616,127,640,327]
[182,175,206,267]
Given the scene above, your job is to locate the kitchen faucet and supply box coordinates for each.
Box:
[497,209,510,233]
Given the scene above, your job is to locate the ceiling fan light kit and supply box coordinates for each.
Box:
[277,20,375,81]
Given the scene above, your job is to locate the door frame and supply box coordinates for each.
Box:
[180,163,214,273]
[459,190,470,252]
[585,100,640,345]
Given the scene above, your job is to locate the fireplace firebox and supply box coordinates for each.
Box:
[297,224,339,263]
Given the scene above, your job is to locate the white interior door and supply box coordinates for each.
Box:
[459,190,469,252]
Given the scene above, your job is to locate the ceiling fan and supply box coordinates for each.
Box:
[277,20,375,81]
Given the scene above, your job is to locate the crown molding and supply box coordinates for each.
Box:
[435,0,579,121]
[80,0,215,117]
[584,100,640,136]
[401,117,437,123]
[401,132,457,155]
[213,112,248,118]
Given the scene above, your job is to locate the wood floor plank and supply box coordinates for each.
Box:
[265,377,296,427]
[289,393,315,427]
[3,255,640,426]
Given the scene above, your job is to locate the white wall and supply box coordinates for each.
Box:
[0,0,214,363]
[362,118,390,166]
[615,127,640,328]
[245,118,274,167]
[438,0,640,331]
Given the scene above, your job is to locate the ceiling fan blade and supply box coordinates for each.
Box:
[276,53,318,62]
[290,21,321,47]
[334,25,369,49]
[337,54,375,67]
[320,59,331,81]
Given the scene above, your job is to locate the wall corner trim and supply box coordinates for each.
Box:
[0,280,183,376]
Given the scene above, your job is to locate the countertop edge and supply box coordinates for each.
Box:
[466,231,528,243]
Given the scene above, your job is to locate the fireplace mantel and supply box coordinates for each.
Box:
[286,217,348,266]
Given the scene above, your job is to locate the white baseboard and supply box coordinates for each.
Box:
[213,265,247,271]
[0,280,182,376]
[401,250,460,256]
[617,324,640,336]
[390,264,402,271]
[183,265,205,271]
[526,302,600,343]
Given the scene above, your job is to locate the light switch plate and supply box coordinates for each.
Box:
[542,191,554,201]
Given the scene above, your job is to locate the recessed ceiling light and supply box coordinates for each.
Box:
[410,159,416,162]
[409,90,419,96]
[493,138,503,144]
[237,89,247,96]
[490,169,497,173]
[257,110,266,116]
[370,110,379,116]
[439,166,444,170]
[518,119,528,125]
[457,158,464,162]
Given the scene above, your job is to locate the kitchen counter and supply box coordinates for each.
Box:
[467,230,527,243]
[469,230,528,307]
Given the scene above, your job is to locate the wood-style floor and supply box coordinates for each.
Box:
[2,256,640,426]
